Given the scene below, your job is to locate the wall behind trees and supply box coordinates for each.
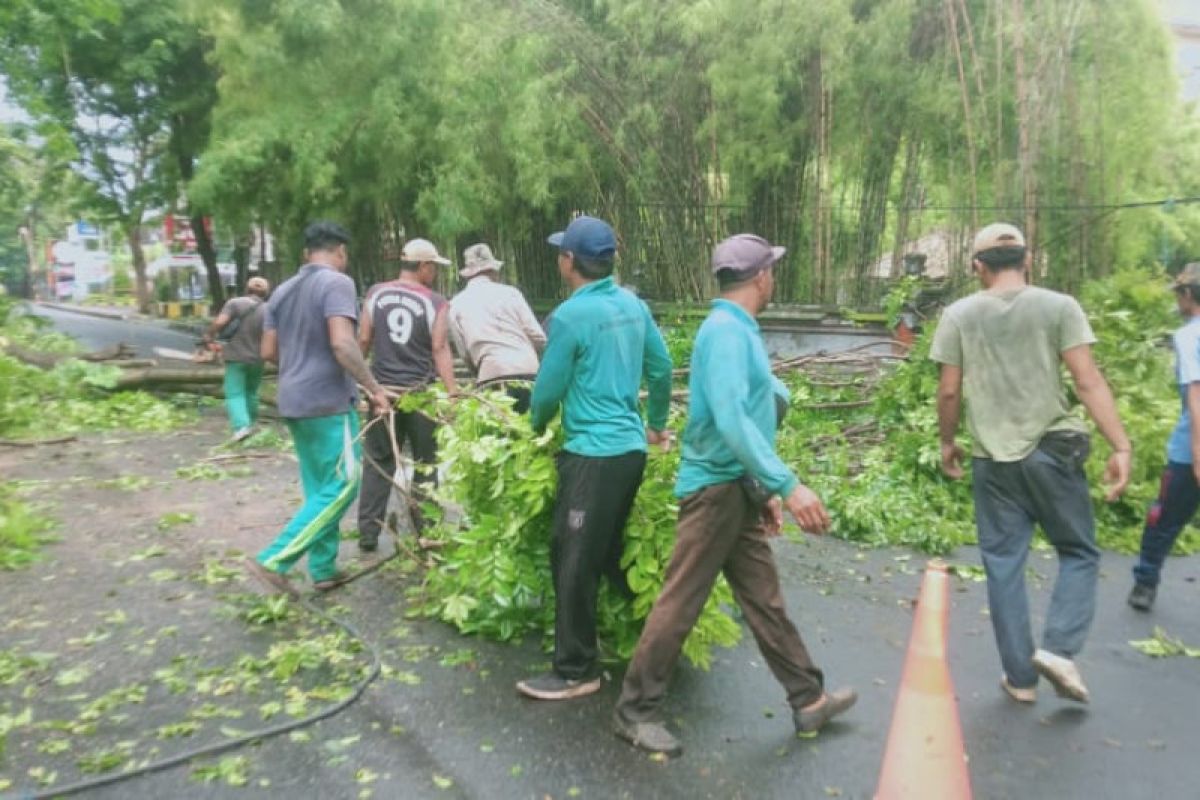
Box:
[188,0,1199,303]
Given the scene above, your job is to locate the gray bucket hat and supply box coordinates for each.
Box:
[460,243,503,279]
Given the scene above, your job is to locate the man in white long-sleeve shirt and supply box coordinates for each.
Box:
[448,243,547,412]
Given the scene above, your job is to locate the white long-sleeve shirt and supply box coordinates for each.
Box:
[447,276,546,382]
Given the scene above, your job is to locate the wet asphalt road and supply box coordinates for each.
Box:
[10,306,1200,799]
[76,533,1200,800]
[24,302,199,358]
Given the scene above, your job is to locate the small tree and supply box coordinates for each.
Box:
[0,0,220,313]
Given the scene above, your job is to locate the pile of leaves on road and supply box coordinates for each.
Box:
[0,299,194,571]
[414,267,1194,668]
[0,300,194,441]
[414,395,739,670]
[0,483,55,571]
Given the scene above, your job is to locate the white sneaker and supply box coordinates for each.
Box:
[232,426,254,443]
[1001,675,1037,704]
[1032,649,1089,704]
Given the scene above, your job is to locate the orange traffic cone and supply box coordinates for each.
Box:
[875,559,972,800]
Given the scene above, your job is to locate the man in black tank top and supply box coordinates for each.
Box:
[357,239,458,550]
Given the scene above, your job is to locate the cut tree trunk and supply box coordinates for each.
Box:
[4,340,247,392]
[3,341,137,369]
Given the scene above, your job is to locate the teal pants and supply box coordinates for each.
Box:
[258,412,361,581]
[224,361,264,431]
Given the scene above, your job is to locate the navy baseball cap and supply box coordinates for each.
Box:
[547,215,617,260]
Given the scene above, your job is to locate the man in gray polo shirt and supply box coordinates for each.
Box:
[245,221,392,595]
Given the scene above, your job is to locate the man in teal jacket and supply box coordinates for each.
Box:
[613,234,856,756]
[517,215,673,701]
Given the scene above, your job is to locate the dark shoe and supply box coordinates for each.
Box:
[243,558,298,598]
[1128,583,1156,612]
[1032,649,1089,704]
[358,539,378,554]
[313,572,352,592]
[794,688,857,736]
[613,712,682,757]
[515,672,602,701]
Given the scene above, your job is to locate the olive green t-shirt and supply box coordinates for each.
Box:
[930,285,1096,462]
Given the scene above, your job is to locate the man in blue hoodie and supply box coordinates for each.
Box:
[613,234,856,757]
[517,215,674,701]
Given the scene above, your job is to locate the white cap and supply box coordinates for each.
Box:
[401,238,451,265]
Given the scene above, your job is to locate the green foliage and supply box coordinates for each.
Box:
[882,277,922,327]
[416,391,740,668]
[1,0,221,310]
[0,483,56,570]
[0,301,194,440]
[1129,627,1200,659]
[0,707,33,762]
[1079,267,1190,553]
[660,315,702,367]
[233,594,294,626]
[190,755,250,787]
[781,331,978,554]
[782,267,1197,555]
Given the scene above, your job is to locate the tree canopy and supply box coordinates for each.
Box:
[4,0,1199,303]
[1,0,220,311]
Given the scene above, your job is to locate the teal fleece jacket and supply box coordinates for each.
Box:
[675,299,800,498]
[530,277,672,456]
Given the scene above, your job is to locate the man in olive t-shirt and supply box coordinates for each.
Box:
[930,223,1131,706]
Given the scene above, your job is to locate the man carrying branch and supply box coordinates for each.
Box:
[932,222,1132,705]
[613,234,856,757]
[356,238,458,550]
[517,215,673,701]
[245,221,392,595]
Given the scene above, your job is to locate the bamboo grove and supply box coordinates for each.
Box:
[3,0,1199,305]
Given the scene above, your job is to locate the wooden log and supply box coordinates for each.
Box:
[4,341,137,368]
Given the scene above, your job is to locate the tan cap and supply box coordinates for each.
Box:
[1174,262,1200,288]
[401,238,451,265]
[460,243,503,279]
[247,276,270,294]
[972,223,1026,255]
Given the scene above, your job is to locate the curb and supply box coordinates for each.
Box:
[34,301,137,321]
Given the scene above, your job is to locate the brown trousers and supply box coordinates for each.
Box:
[616,480,824,722]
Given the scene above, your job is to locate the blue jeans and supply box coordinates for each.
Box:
[1133,462,1200,588]
[972,432,1100,688]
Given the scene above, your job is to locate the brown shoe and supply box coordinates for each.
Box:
[313,572,352,592]
[243,558,299,598]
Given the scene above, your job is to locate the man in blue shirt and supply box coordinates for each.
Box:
[613,234,855,757]
[517,215,673,701]
[1129,262,1200,611]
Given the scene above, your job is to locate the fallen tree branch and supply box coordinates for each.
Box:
[0,435,78,447]
[4,341,137,368]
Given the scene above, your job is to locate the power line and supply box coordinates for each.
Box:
[620,196,1200,213]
